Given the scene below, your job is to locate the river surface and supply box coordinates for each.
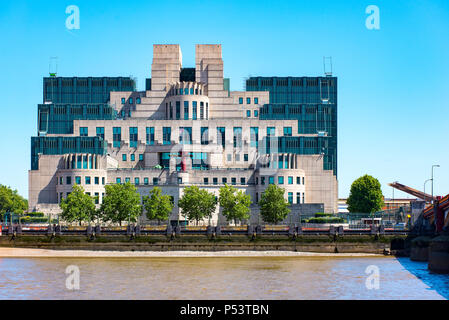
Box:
[0,256,448,299]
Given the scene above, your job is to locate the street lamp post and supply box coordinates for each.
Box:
[431,165,440,204]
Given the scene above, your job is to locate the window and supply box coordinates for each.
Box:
[240,177,245,185]
[267,127,275,136]
[125,177,130,183]
[177,177,182,184]
[303,177,305,185]
[231,178,236,185]
[255,192,258,203]
[170,102,173,119]
[184,101,189,120]
[246,97,251,104]
[144,177,149,185]
[200,102,204,119]
[204,178,209,185]
[129,127,138,148]
[284,127,292,137]
[163,127,171,145]
[179,127,192,144]
[239,97,243,104]
[85,176,91,185]
[134,177,139,185]
[227,154,232,162]
[121,97,126,104]
[278,155,283,169]
[94,177,99,185]
[80,127,88,137]
[217,127,225,148]
[136,97,141,104]
[254,110,258,117]
[146,127,154,145]
[244,154,248,162]
[297,177,301,184]
[116,177,121,184]
[246,110,251,117]
[302,193,305,203]
[233,127,242,148]
[130,154,135,161]
[213,177,218,185]
[96,127,104,139]
[250,127,259,148]
[153,177,159,185]
[192,101,197,120]
[288,176,293,185]
[235,154,240,162]
[190,88,194,95]
[254,97,259,104]
[297,192,301,204]
[221,177,227,184]
[102,177,105,185]
[66,176,72,185]
[139,154,144,161]
[75,176,81,185]
[269,176,274,184]
[278,176,284,184]
[94,193,99,204]
[176,101,180,119]
[113,127,121,148]
[59,177,63,185]
[288,192,293,204]
[83,155,88,169]
[261,177,265,185]
[201,127,209,145]
[129,97,133,104]
[122,154,127,161]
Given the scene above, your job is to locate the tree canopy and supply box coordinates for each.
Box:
[142,187,174,223]
[100,182,142,225]
[347,174,384,213]
[178,186,217,224]
[218,184,251,223]
[259,184,290,224]
[0,184,28,215]
[59,184,97,224]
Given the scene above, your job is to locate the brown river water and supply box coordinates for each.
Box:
[0,256,448,299]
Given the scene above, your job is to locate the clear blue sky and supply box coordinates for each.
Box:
[0,0,448,200]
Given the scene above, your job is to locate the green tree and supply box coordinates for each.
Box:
[178,186,217,224]
[59,184,96,225]
[100,182,142,225]
[0,185,28,223]
[142,187,174,224]
[218,184,251,224]
[259,184,290,224]
[347,174,384,213]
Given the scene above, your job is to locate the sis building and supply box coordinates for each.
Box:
[29,44,337,225]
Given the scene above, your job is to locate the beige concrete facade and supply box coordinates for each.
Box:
[29,44,338,223]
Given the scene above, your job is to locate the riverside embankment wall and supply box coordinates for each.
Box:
[0,235,406,254]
